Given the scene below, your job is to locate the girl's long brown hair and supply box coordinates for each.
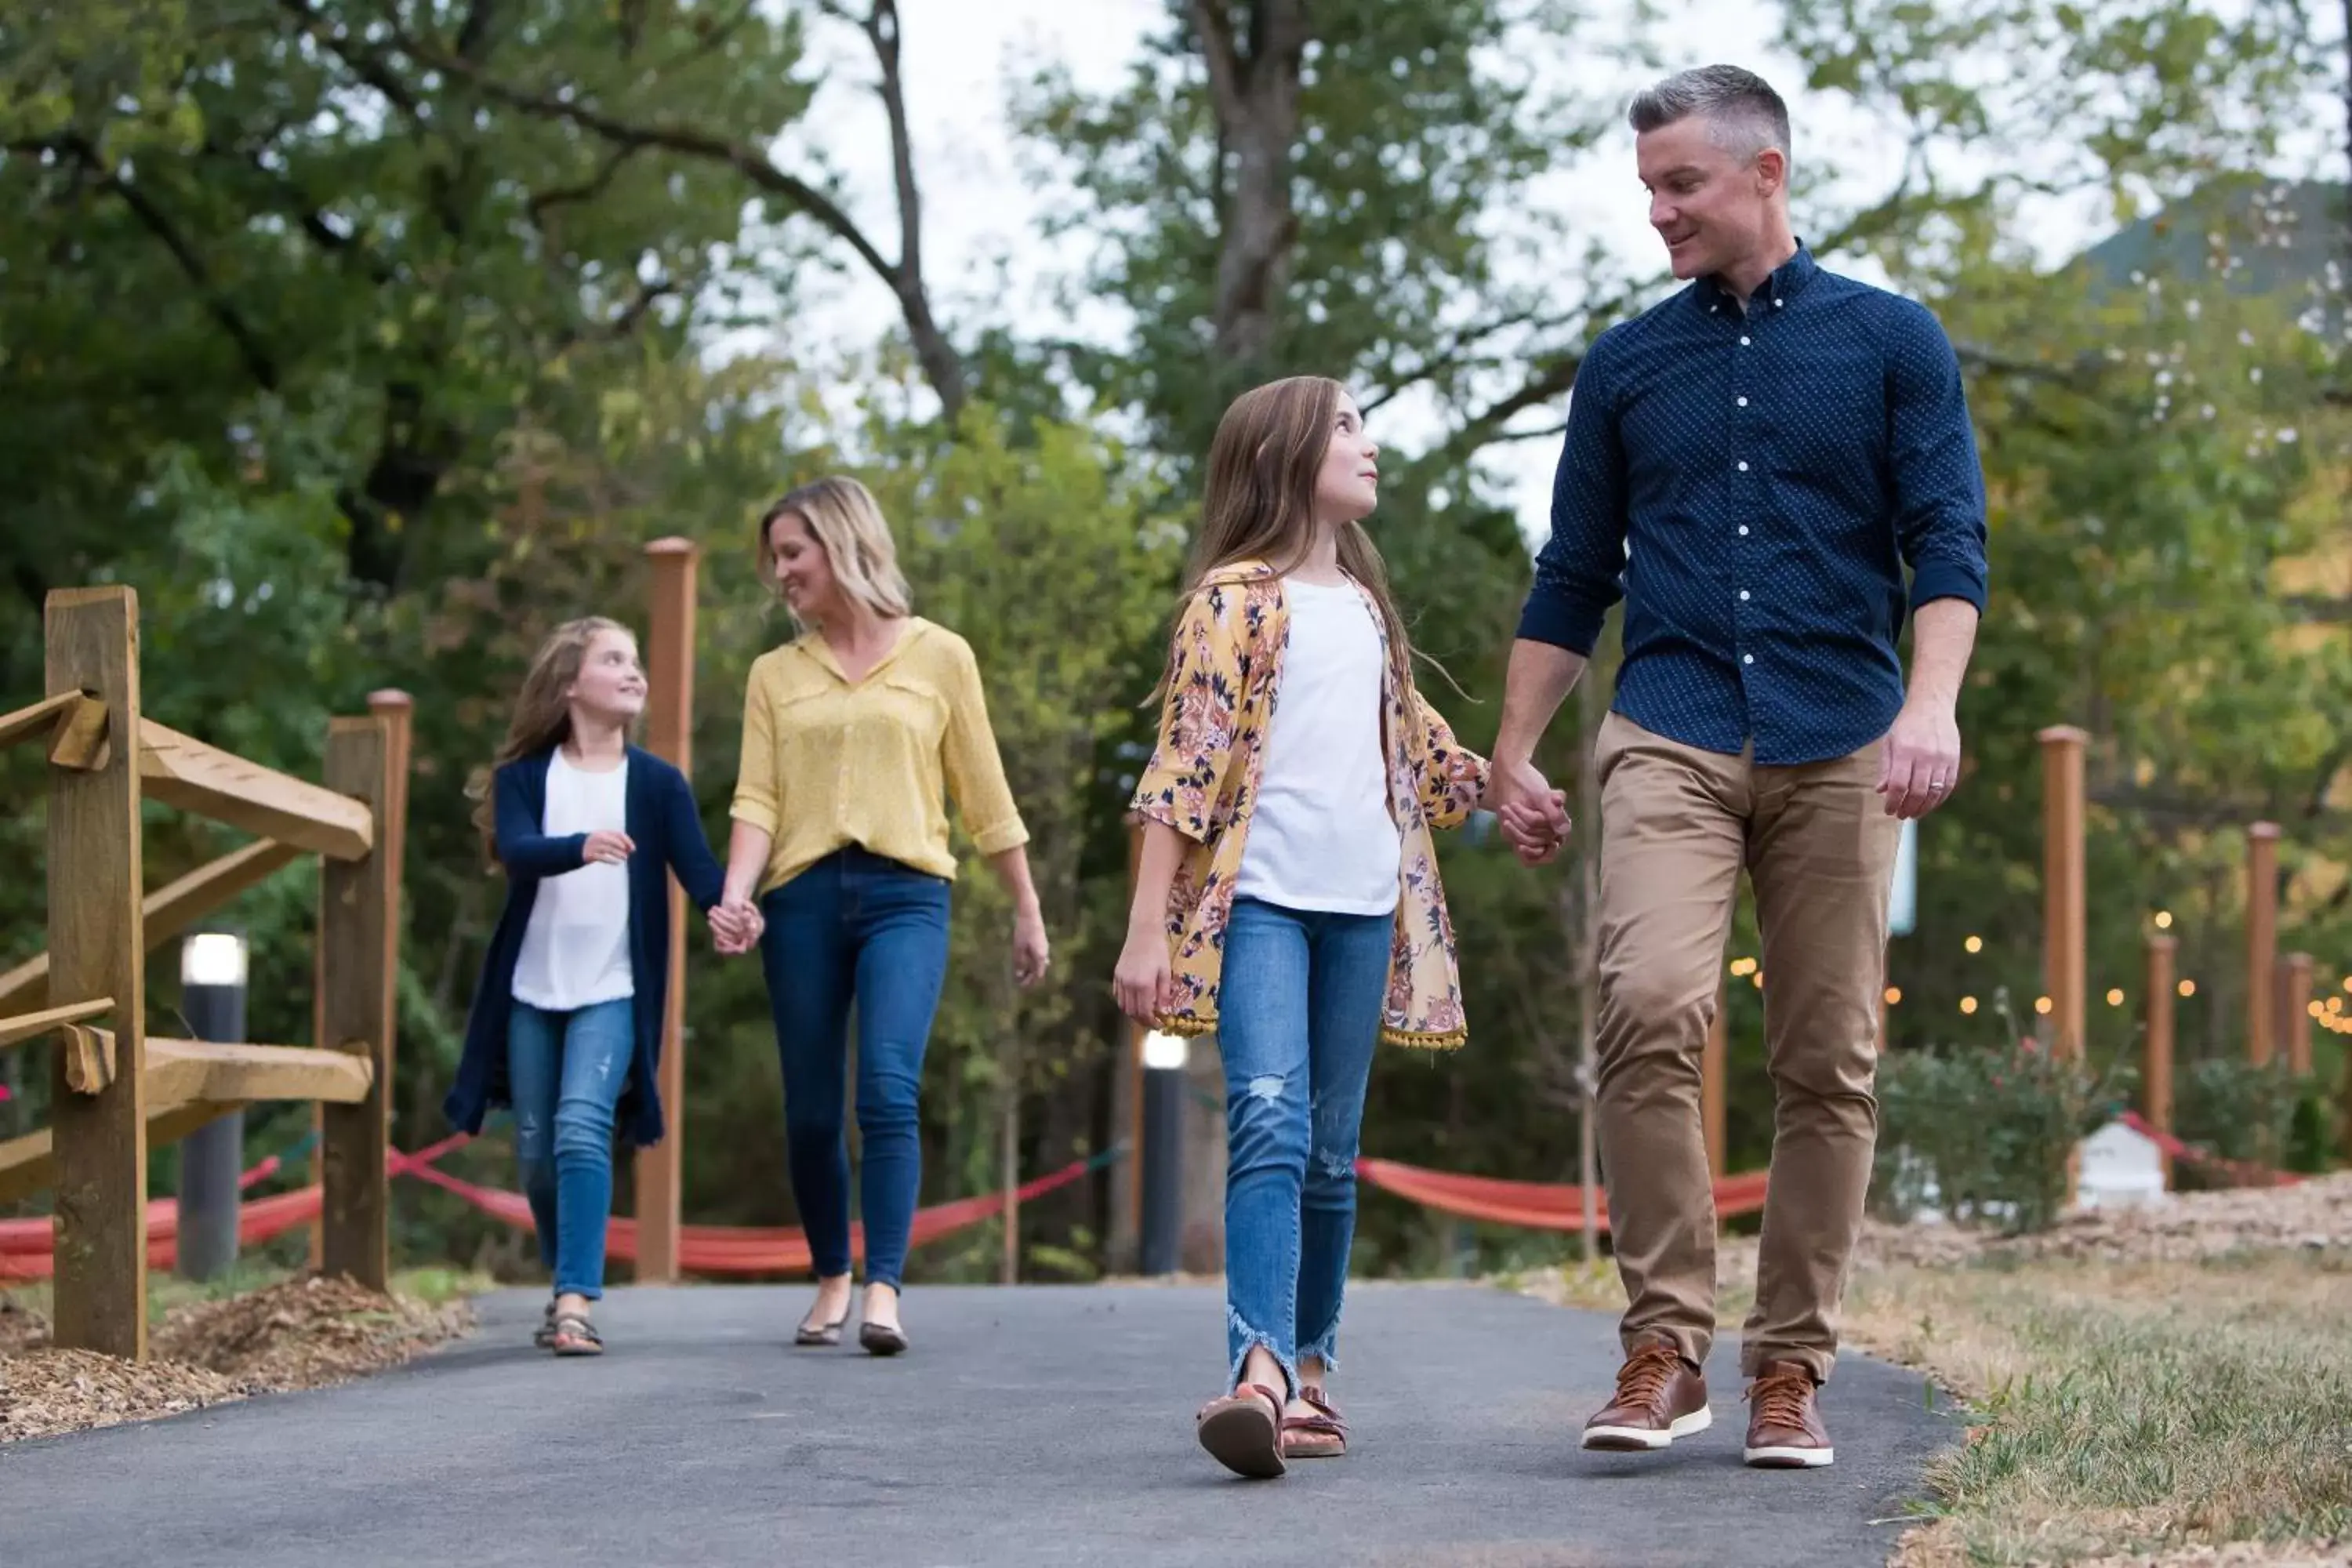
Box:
[1183,376,1418,686]
[467,615,634,865]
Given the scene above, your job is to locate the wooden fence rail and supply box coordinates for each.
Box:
[4,585,407,1359]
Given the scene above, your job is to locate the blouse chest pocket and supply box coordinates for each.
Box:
[869,671,949,755]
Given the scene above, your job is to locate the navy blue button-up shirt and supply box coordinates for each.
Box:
[1517,245,1989,765]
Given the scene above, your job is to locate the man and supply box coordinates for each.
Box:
[1491,64,1987,1470]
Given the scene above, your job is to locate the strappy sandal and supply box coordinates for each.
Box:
[1282,1385,1348,1459]
[532,1298,558,1349]
[549,1312,604,1357]
[1196,1382,1287,1479]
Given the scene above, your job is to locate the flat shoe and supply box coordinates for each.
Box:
[858,1320,909,1357]
[794,1314,848,1348]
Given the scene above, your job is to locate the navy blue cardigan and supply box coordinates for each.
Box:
[444,746,726,1149]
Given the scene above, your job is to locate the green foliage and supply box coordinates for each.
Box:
[2173,1056,2305,1174]
[1874,1009,2140,1234]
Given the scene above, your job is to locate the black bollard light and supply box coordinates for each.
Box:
[1138,1029,1187,1276]
[176,930,249,1283]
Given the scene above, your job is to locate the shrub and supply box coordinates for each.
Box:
[1872,994,2137,1235]
[2173,1062,2324,1185]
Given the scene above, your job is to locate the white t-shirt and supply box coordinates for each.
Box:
[1234,578,1401,916]
[511,750,635,1011]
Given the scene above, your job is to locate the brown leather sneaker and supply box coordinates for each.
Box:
[1581,1333,1711,1451]
[1743,1360,1835,1468]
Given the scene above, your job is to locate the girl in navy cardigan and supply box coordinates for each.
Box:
[446,616,758,1355]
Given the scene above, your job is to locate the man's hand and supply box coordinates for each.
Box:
[1877,697,1962,819]
[1490,757,1572,866]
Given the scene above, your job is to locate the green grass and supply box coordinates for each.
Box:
[1855,1251,2352,1565]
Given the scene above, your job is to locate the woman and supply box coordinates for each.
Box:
[721,475,1050,1356]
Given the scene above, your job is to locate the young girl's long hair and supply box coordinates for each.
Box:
[467,615,634,865]
[1183,376,1418,686]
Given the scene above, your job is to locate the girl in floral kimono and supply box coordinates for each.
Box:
[1114,376,1496,1479]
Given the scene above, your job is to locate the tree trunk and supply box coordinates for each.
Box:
[1189,0,1310,368]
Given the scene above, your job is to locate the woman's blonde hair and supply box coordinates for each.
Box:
[1186,376,1417,686]
[758,475,913,626]
[467,615,637,865]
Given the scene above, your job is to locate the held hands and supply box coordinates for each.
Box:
[709,895,764,956]
[1490,757,1573,866]
[1877,697,1962,819]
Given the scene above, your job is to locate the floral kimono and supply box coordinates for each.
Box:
[1129,559,1490,1048]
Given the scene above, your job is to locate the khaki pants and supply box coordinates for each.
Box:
[1592,711,1900,1383]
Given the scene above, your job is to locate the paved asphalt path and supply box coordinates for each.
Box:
[0,1283,1955,1567]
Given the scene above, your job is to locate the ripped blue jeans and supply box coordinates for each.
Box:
[508,997,633,1301]
[1218,896,1391,1399]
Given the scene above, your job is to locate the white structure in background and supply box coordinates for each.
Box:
[2074,1119,2169,1210]
[1889,817,1918,937]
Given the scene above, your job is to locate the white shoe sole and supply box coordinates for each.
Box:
[1581,1403,1712,1451]
[1744,1443,1835,1468]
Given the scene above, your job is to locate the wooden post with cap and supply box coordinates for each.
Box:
[2038,727,2089,1062]
[2144,932,2176,1189]
[2245,822,2280,1068]
[635,538,699,1284]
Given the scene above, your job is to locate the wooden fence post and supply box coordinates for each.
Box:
[2038,727,2089,1062]
[2144,933,2176,1189]
[1702,974,1727,1181]
[319,712,401,1290]
[635,538,699,1284]
[46,587,148,1359]
[2281,952,2314,1078]
[2246,822,2280,1068]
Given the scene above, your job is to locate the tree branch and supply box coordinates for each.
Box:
[1186,0,1247,129]
[18,135,279,391]
[372,9,966,414]
[840,0,965,412]
[526,143,647,224]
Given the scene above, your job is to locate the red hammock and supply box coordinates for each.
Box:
[1354,1157,1772,1233]
[2115,1111,2301,1187]
[0,1135,1094,1281]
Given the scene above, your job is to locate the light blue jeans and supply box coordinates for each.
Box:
[1218,896,1392,1399]
[508,997,633,1301]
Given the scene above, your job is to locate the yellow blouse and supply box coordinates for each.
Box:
[730,618,1028,894]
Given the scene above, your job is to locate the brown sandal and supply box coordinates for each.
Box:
[1282,1385,1348,1459]
[1196,1381,1287,1479]
[550,1312,604,1356]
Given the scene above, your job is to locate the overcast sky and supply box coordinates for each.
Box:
[756,1,2336,536]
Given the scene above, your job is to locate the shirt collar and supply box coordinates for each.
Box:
[1698,241,1817,314]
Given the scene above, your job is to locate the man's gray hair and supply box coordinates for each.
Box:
[1628,65,1791,165]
